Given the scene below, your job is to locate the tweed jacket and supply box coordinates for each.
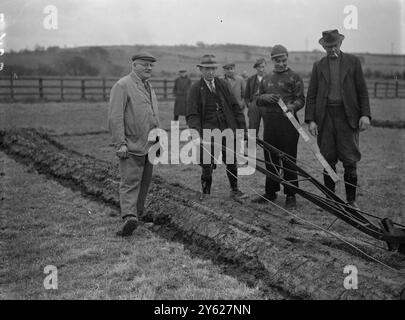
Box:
[305,52,370,130]
[108,71,160,156]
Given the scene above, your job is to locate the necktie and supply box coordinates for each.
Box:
[208,81,215,93]
[143,80,151,94]
[143,80,155,116]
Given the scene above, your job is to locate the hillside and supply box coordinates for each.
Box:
[3,44,405,79]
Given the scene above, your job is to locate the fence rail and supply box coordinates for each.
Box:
[0,76,404,101]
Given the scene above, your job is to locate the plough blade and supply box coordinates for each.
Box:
[380,218,405,254]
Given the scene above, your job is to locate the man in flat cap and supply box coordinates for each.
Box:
[305,30,371,208]
[222,63,246,112]
[187,54,248,201]
[244,58,267,136]
[173,69,192,122]
[253,45,305,208]
[108,52,160,236]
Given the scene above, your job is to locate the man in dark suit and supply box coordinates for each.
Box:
[187,54,248,201]
[244,58,267,136]
[305,30,371,208]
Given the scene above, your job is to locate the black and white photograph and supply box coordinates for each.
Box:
[0,0,404,305]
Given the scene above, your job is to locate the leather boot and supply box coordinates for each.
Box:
[201,179,211,194]
[344,173,357,204]
[226,165,238,191]
[324,171,336,193]
[200,179,212,200]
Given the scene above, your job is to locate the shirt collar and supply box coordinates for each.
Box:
[203,78,215,87]
[130,71,149,84]
[130,71,142,83]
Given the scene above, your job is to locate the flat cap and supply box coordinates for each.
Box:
[253,58,266,68]
[197,54,220,68]
[223,63,236,69]
[131,51,157,62]
[271,45,288,58]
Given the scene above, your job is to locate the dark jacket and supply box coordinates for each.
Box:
[244,74,261,103]
[186,77,247,136]
[173,76,192,116]
[305,52,370,130]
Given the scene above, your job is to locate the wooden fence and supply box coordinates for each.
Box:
[0,75,404,101]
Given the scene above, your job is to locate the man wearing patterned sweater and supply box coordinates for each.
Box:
[253,45,305,208]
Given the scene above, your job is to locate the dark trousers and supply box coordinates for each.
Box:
[247,101,262,136]
[261,110,299,196]
[318,105,360,201]
[200,136,238,193]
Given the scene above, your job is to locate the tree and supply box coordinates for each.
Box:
[57,55,99,76]
[81,47,110,60]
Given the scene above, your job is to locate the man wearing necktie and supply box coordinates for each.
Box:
[305,30,371,208]
[108,52,160,236]
[187,54,248,201]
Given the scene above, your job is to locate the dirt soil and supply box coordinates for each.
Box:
[1,128,404,300]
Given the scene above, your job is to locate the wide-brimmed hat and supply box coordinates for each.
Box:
[253,58,266,68]
[319,29,345,46]
[197,54,220,68]
[131,51,157,62]
[223,63,236,69]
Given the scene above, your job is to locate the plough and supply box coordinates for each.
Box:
[202,96,405,255]
[250,137,405,255]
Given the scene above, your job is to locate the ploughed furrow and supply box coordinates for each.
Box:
[1,128,404,300]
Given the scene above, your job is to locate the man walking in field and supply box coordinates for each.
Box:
[173,69,192,122]
[305,30,371,208]
[108,52,160,236]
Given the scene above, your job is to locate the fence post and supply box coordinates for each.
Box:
[10,74,14,100]
[374,82,378,98]
[102,78,106,101]
[81,79,85,99]
[39,78,43,99]
[163,79,167,100]
[60,79,64,100]
[385,82,389,98]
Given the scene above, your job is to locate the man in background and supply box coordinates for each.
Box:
[305,29,371,208]
[108,52,160,236]
[222,63,246,111]
[173,69,192,122]
[244,58,267,137]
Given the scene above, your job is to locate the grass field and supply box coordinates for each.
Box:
[0,152,265,299]
[1,98,404,299]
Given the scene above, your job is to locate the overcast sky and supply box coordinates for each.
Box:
[1,0,404,54]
